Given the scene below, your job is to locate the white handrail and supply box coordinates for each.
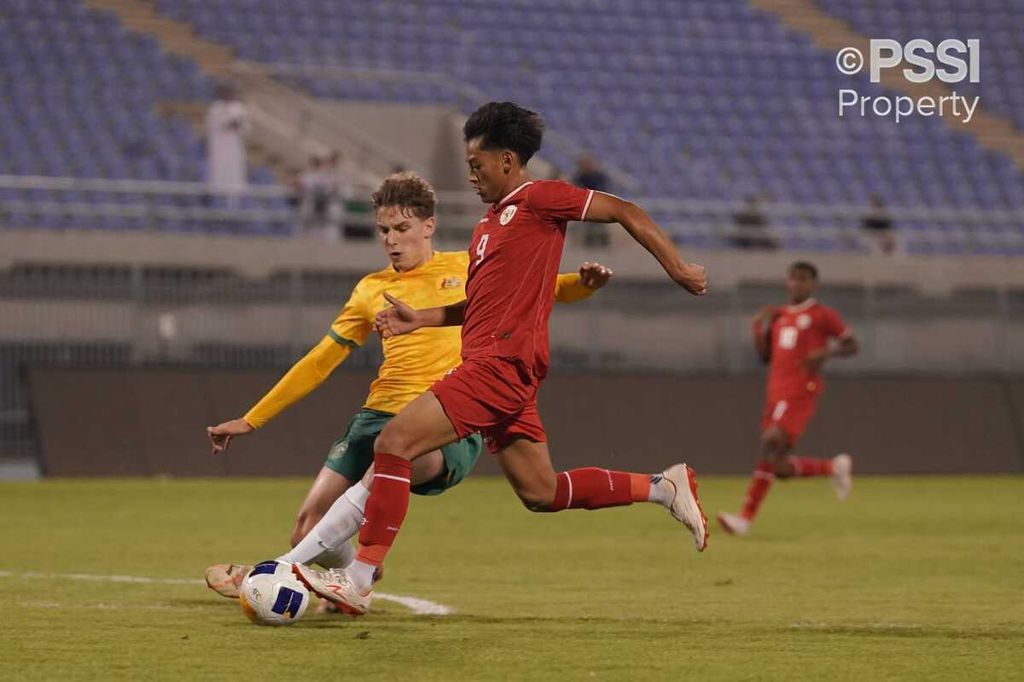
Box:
[0,175,286,198]
[3,175,1024,224]
[2,175,1023,255]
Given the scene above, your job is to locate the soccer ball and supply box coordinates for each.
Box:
[238,560,310,626]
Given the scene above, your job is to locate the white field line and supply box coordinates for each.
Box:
[0,570,453,616]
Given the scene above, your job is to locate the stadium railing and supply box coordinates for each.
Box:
[3,175,1024,254]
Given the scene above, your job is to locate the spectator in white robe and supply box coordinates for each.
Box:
[205,85,250,206]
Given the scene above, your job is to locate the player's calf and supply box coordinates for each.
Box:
[510,478,558,512]
[541,465,708,552]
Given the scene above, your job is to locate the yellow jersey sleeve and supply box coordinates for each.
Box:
[554,272,595,303]
[243,279,374,428]
[328,278,374,348]
[243,336,351,429]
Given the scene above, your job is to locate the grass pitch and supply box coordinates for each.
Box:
[1,475,1022,680]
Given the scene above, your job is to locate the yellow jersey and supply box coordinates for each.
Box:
[244,251,594,427]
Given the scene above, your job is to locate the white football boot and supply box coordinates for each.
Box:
[292,563,372,617]
[315,566,383,614]
[662,463,709,552]
[204,563,251,599]
[716,512,751,536]
[832,453,853,500]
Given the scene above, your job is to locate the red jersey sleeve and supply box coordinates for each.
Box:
[526,180,595,222]
[820,307,850,339]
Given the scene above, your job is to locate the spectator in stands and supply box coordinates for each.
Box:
[573,154,611,247]
[574,154,610,193]
[205,85,250,207]
[861,195,895,255]
[326,150,353,238]
[286,169,304,209]
[732,193,776,250]
[298,155,334,239]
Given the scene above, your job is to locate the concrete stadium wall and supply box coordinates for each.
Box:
[4,228,1024,292]
[321,102,467,192]
[28,368,1024,477]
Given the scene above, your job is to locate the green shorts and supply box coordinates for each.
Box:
[324,408,482,496]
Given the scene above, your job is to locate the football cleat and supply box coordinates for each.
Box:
[314,566,384,615]
[717,512,751,536]
[832,453,853,500]
[662,463,709,552]
[204,563,251,599]
[291,563,372,617]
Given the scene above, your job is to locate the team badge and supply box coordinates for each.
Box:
[440,276,462,289]
[797,314,812,329]
[499,204,517,226]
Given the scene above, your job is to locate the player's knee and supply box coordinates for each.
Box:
[761,432,787,457]
[773,464,793,480]
[373,423,420,459]
[770,455,794,479]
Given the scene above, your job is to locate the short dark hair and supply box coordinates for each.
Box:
[371,172,436,219]
[789,261,819,280]
[463,102,544,164]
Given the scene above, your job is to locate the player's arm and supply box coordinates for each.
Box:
[752,305,779,364]
[206,338,352,453]
[801,334,858,372]
[207,284,372,453]
[833,334,859,357]
[374,293,466,339]
[583,193,706,295]
[554,262,612,303]
[802,312,859,371]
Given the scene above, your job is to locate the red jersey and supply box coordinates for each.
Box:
[462,180,595,380]
[765,299,850,400]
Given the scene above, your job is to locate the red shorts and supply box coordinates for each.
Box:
[761,394,818,444]
[431,356,546,454]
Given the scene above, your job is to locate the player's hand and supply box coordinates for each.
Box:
[801,348,830,373]
[674,262,707,295]
[207,418,253,455]
[374,292,421,338]
[578,262,613,290]
[755,304,782,325]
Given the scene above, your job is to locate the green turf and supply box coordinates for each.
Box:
[1,475,1022,680]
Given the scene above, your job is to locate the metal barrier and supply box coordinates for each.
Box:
[3,174,1024,253]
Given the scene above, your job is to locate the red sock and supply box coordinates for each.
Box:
[549,468,640,511]
[355,453,411,567]
[740,460,775,520]
[787,456,833,477]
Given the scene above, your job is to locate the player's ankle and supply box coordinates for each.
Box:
[648,474,674,506]
[348,559,377,594]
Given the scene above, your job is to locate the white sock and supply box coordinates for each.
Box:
[348,559,377,593]
[648,473,674,506]
[278,482,370,567]
[342,481,371,514]
[312,538,355,569]
[278,530,355,568]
